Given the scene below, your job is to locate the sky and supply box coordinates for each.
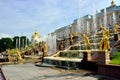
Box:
[0,0,119,39]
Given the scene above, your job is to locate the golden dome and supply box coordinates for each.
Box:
[34,31,38,35]
[111,0,115,6]
[32,31,39,39]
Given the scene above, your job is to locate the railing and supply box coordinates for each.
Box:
[0,67,8,80]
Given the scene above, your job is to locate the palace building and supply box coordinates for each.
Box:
[96,0,120,29]
[50,0,120,39]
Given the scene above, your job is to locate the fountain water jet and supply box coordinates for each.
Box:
[77,0,83,40]
[113,12,116,25]
[92,4,98,50]
[93,9,97,35]
[46,34,57,55]
[104,8,108,29]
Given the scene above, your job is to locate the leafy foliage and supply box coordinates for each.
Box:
[110,52,120,65]
[0,37,13,52]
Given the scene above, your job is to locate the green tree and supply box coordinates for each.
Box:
[0,38,13,52]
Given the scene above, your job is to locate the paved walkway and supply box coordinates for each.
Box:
[2,63,102,80]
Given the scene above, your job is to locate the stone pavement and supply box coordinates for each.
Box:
[2,63,102,80]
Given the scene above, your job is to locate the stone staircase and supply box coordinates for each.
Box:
[44,27,120,69]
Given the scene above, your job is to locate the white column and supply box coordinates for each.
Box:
[19,37,20,49]
[22,39,24,48]
[16,38,18,48]
[26,37,27,47]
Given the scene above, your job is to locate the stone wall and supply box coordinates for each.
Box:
[98,64,120,79]
[81,61,98,71]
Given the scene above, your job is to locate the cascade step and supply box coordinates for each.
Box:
[44,57,82,69]
[45,27,118,69]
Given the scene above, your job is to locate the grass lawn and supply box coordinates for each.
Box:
[110,52,120,65]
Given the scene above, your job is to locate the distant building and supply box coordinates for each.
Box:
[50,14,93,39]
[96,1,120,29]
[74,14,93,34]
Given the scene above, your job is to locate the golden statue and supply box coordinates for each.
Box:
[104,36,110,50]
[16,50,23,63]
[69,34,74,45]
[100,25,109,37]
[73,31,78,37]
[99,25,110,51]
[42,42,48,57]
[83,34,91,50]
[99,35,110,51]
[114,23,118,34]
[6,49,13,62]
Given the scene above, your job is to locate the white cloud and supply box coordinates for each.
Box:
[0,33,11,39]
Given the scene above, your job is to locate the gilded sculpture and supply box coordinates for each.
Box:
[99,25,110,51]
[83,34,91,50]
[114,23,118,34]
[69,34,74,45]
[42,42,48,57]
